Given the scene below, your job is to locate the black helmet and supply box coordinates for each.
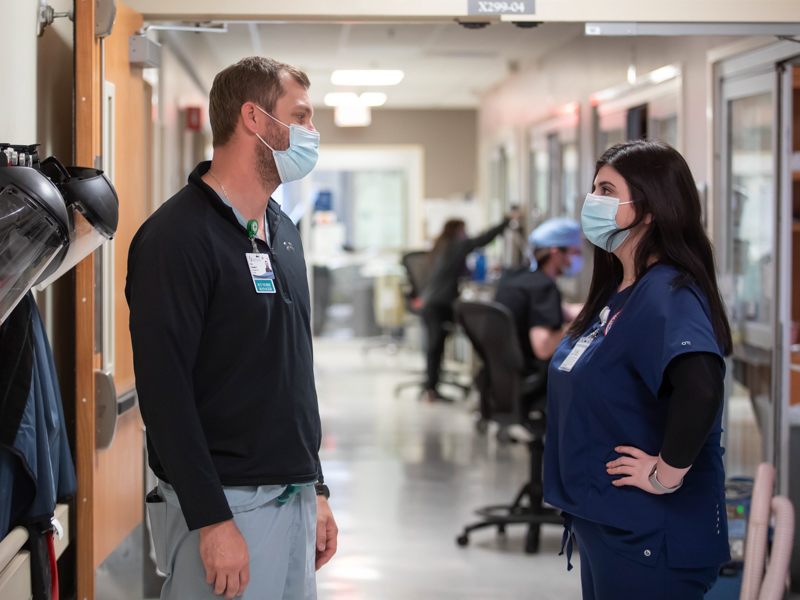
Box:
[0,165,69,323]
[34,157,119,289]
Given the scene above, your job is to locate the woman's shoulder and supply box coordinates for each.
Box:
[633,264,709,311]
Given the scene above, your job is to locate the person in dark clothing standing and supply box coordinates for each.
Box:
[494,218,584,379]
[126,57,336,600]
[421,217,511,402]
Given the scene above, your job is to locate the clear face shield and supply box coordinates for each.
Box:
[33,204,112,291]
[0,172,68,324]
[33,159,119,291]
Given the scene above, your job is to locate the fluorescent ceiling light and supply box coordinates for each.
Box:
[324,92,387,107]
[358,93,387,107]
[331,70,404,86]
[558,101,579,116]
[590,64,681,105]
[648,65,680,84]
[335,106,372,127]
[325,93,359,107]
[627,65,637,85]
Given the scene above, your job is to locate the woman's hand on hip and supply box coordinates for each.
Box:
[606,446,662,495]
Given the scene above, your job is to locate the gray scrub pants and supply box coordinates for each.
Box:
[147,482,317,600]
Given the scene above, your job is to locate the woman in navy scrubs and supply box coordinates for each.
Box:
[544,140,732,600]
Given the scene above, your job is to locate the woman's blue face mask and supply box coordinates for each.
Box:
[581,193,633,252]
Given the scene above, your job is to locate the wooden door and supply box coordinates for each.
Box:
[75,3,149,598]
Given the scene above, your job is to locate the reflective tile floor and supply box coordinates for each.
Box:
[313,339,582,600]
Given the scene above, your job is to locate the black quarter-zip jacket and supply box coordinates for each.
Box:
[125,162,322,531]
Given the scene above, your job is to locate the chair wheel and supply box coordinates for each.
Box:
[497,427,512,444]
[525,526,540,554]
[457,535,469,547]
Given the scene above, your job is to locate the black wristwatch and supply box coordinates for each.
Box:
[315,484,330,499]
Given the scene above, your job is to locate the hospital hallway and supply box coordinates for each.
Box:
[312,339,581,600]
[7,2,800,599]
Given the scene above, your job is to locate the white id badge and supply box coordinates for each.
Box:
[558,336,593,372]
[246,253,276,294]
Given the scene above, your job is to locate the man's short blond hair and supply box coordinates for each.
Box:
[209,56,310,147]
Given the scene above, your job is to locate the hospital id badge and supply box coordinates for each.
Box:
[246,253,276,294]
[558,336,593,372]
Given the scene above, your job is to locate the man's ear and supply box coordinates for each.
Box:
[240,102,260,135]
[644,213,654,225]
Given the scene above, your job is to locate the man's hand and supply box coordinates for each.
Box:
[199,519,250,599]
[315,496,338,571]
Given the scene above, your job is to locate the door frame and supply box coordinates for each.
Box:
[714,44,800,495]
[777,59,798,497]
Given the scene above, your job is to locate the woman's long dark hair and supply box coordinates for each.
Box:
[568,140,732,355]
[427,219,465,267]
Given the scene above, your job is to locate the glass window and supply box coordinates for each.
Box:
[728,93,774,331]
[530,148,549,224]
[599,128,626,154]
[353,171,406,250]
[654,115,678,148]
[561,142,579,220]
[725,90,774,479]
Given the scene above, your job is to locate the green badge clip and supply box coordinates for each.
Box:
[247,219,259,239]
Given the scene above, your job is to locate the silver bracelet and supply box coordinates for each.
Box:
[648,464,683,494]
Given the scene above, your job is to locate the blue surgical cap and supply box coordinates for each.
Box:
[528,217,581,249]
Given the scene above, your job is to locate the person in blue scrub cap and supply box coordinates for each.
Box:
[495,218,583,379]
[544,140,733,600]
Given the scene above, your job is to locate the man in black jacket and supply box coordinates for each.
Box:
[126,57,336,600]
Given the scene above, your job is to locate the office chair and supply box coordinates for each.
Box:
[454,300,562,554]
[393,251,471,398]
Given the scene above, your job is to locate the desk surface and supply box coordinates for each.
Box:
[460,280,497,303]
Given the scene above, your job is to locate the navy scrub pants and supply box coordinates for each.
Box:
[571,516,720,600]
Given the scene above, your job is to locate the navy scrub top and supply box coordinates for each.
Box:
[543,264,730,569]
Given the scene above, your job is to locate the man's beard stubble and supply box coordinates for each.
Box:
[255,142,279,192]
[255,121,287,193]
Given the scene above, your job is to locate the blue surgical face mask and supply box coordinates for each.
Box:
[562,255,583,277]
[255,106,320,183]
[581,193,633,252]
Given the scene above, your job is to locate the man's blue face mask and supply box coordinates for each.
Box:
[562,255,583,278]
[255,106,320,183]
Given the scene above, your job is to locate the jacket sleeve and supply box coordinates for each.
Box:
[461,219,510,254]
[126,223,232,531]
[316,457,324,484]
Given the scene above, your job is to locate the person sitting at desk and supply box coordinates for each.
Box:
[421,216,512,402]
[494,218,583,379]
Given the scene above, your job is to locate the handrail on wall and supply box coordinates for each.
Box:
[0,528,29,575]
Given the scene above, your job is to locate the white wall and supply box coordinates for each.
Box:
[156,39,210,203]
[314,108,477,201]
[478,34,743,204]
[0,0,38,142]
[38,0,74,161]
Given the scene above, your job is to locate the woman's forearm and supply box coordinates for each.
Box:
[656,454,691,489]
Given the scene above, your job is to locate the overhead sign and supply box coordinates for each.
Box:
[467,0,535,15]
